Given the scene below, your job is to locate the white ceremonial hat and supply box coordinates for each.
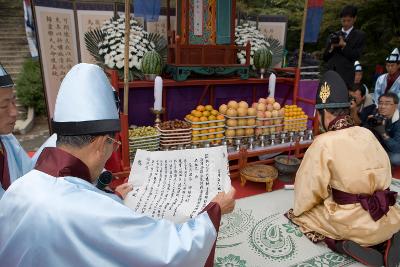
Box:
[386,48,399,63]
[52,63,120,135]
[0,63,14,88]
[354,61,362,72]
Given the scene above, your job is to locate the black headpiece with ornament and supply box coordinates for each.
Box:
[315,70,350,110]
[0,63,14,88]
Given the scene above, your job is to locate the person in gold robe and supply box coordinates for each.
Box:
[287,70,400,267]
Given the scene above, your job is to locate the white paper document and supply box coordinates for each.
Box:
[124,146,231,223]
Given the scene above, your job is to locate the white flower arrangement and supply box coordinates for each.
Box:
[235,23,272,69]
[97,17,155,71]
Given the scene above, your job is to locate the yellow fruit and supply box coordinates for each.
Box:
[208,134,216,139]
[216,133,224,138]
[216,127,224,132]
[201,129,208,134]
[237,107,248,117]
[247,118,255,126]
[194,111,202,117]
[191,110,197,116]
[202,110,210,117]
[238,101,249,109]
[205,105,213,111]
[247,107,257,116]
[192,117,200,122]
[200,116,208,122]
[201,135,208,140]
[217,121,225,126]
[226,119,238,127]
[192,136,200,141]
[196,105,205,112]
[245,128,254,136]
[225,129,235,137]
[208,115,216,121]
[227,100,239,109]
[226,108,238,117]
[219,104,228,114]
[192,124,200,128]
[208,122,217,127]
[211,110,219,116]
[238,119,247,126]
[208,128,216,133]
[216,114,225,120]
[235,129,245,136]
[192,130,200,135]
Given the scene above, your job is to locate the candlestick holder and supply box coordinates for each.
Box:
[248,136,255,150]
[259,135,266,147]
[150,108,165,127]
[299,131,304,142]
[234,139,241,151]
[270,134,276,146]
[307,129,313,140]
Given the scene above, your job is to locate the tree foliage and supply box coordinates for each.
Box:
[15,58,46,115]
[237,0,400,88]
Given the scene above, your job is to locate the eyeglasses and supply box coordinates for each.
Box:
[107,136,121,152]
[378,102,395,107]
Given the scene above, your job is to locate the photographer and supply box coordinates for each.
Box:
[323,5,366,88]
[367,92,400,166]
[349,83,376,126]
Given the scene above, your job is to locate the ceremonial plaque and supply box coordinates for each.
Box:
[124,146,231,223]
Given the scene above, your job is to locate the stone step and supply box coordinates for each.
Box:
[1,58,27,64]
[0,28,26,34]
[0,49,30,56]
[0,53,30,60]
[0,33,27,38]
[0,38,28,44]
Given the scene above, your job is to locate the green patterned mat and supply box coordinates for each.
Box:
[214,179,400,267]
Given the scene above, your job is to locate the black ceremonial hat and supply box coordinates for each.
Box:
[0,63,14,88]
[315,71,350,110]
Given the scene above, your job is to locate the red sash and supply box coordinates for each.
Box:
[0,140,11,190]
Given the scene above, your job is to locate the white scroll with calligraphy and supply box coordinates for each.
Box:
[124,146,231,223]
[35,6,79,117]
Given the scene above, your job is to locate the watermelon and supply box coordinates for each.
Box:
[141,50,163,75]
[254,48,272,70]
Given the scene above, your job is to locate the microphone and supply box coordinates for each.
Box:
[96,171,113,191]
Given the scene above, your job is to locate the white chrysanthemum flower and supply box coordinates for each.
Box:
[107,60,115,69]
[240,58,246,64]
[116,60,124,69]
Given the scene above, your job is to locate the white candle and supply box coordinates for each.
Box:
[268,73,276,98]
[154,76,163,111]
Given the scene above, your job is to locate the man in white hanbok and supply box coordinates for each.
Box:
[0,63,57,199]
[374,48,400,107]
[0,63,235,267]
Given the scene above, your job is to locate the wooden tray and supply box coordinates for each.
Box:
[240,164,278,192]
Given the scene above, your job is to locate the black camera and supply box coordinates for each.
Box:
[329,31,345,44]
[366,114,386,128]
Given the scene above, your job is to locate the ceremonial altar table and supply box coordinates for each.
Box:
[107,68,318,175]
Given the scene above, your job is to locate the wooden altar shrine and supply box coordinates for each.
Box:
[165,0,251,81]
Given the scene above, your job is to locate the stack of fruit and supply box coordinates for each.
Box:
[157,120,192,149]
[254,97,284,135]
[185,105,225,145]
[128,126,160,158]
[219,100,256,139]
[283,105,308,132]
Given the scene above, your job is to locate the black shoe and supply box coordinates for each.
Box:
[340,240,384,267]
[385,231,400,267]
